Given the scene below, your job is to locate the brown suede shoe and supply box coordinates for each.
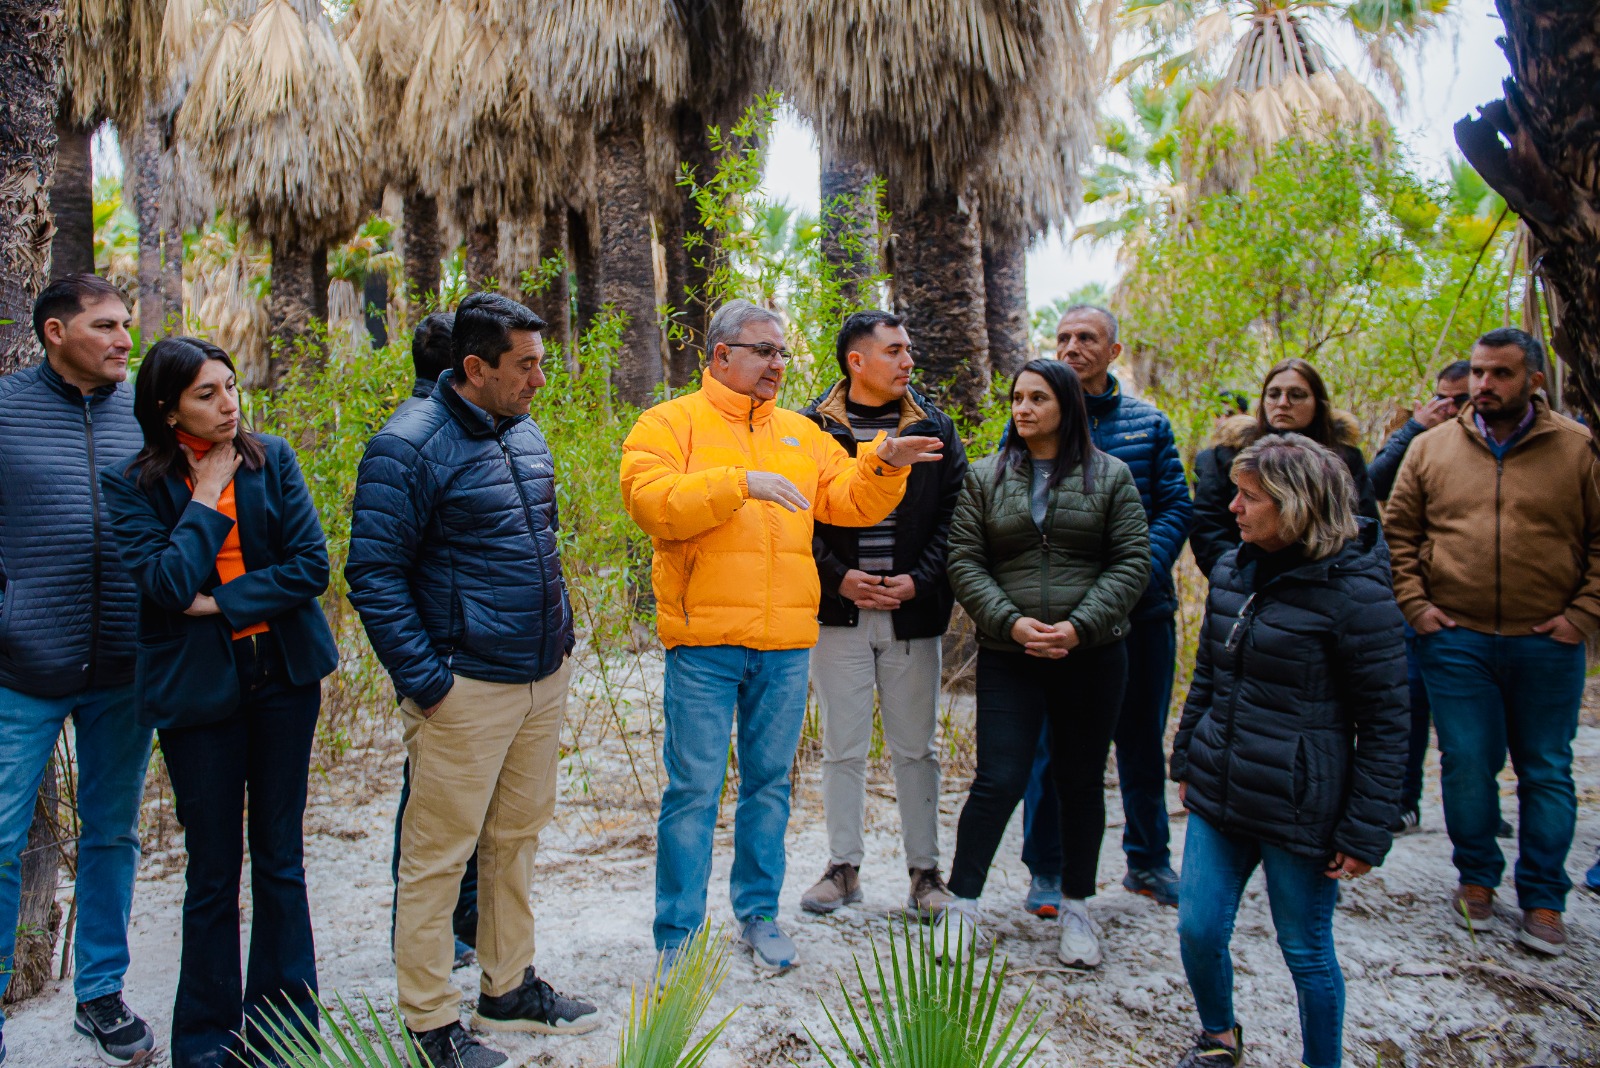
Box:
[907,867,954,916]
[800,862,861,914]
[1451,884,1496,931]
[1517,908,1567,956]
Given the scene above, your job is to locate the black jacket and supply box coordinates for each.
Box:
[0,360,144,696]
[388,376,436,426]
[802,382,968,639]
[1170,522,1408,866]
[345,373,574,709]
[101,435,339,729]
[1189,413,1379,579]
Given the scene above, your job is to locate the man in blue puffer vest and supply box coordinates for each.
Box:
[1019,305,1194,912]
[347,293,598,1068]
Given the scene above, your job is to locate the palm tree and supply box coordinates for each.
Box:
[1454,0,1600,425]
[178,0,368,383]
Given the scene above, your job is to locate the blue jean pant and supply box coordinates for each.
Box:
[1415,627,1586,910]
[654,645,810,951]
[1023,615,1177,875]
[1178,813,1345,1068]
[0,683,150,1024]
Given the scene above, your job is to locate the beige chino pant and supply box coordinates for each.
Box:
[394,662,570,1031]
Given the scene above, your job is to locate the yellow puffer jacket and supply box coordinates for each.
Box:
[620,372,911,649]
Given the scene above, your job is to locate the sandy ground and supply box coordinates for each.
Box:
[8,666,1600,1068]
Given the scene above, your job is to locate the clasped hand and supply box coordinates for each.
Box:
[1011,616,1079,658]
[840,570,915,610]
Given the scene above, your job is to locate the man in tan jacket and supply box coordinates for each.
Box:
[1386,327,1600,958]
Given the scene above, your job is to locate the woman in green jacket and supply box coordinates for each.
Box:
[935,359,1150,969]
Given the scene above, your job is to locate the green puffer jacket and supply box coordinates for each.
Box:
[948,452,1150,651]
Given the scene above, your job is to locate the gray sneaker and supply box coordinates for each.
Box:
[800,862,862,914]
[740,916,798,971]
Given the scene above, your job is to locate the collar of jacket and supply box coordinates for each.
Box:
[433,369,527,439]
[811,379,931,434]
[1085,374,1122,418]
[699,368,776,426]
[1451,392,1558,454]
[1238,517,1382,587]
[39,356,119,405]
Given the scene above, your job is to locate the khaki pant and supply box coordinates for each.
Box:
[394,662,570,1031]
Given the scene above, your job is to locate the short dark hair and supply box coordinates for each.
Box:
[1059,304,1118,343]
[451,293,545,376]
[32,274,129,346]
[1437,359,1471,382]
[128,337,266,491]
[1475,327,1545,375]
[413,312,455,382]
[834,310,905,378]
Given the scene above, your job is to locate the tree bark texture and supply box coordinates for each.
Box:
[889,184,991,421]
[130,116,169,339]
[162,214,182,322]
[981,226,1030,381]
[820,141,878,307]
[1455,1,1600,428]
[570,204,600,339]
[663,106,716,387]
[2,756,61,1005]
[49,103,94,280]
[596,118,664,408]
[401,189,441,309]
[268,231,320,388]
[0,0,65,375]
[464,219,498,291]
[526,203,571,357]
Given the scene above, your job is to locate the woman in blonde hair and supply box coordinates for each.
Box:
[1168,434,1407,1068]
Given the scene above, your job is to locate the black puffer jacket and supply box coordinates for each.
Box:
[346,372,574,709]
[0,360,145,696]
[1170,521,1408,866]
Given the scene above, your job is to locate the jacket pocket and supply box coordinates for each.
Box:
[678,549,698,623]
[1292,735,1309,814]
[135,620,240,729]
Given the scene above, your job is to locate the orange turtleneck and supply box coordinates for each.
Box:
[177,430,268,639]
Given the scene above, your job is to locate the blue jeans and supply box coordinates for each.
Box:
[654,646,810,951]
[1178,813,1344,1068]
[1415,627,1586,910]
[0,683,151,1023]
[1023,615,1176,875]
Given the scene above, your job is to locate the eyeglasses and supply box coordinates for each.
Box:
[1224,593,1257,654]
[1435,392,1469,407]
[725,342,794,364]
[1265,388,1312,404]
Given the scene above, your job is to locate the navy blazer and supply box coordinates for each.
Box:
[101,434,338,729]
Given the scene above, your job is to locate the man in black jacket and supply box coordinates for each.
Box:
[388,311,456,425]
[797,311,968,917]
[0,277,155,1066]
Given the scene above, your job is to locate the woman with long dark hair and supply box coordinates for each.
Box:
[101,337,337,1068]
[934,359,1149,968]
[1189,358,1378,579]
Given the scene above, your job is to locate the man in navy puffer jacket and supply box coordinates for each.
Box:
[347,293,596,1065]
[1019,305,1194,913]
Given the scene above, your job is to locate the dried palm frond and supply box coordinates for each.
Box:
[532,0,688,125]
[61,0,167,126]
[177,0,369,244]
[188,220,271,385]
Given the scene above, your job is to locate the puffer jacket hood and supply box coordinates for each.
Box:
[0,359,144,696]
[620,371,911,650]
[1208,409,1365,452]
[346,373,574,708]
[1171,518,1409,866]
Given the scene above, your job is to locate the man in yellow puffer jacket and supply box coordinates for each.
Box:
[620,300,945,971]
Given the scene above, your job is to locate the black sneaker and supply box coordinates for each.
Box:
[74,993,156,1066]
[1497,818,1514,839]
[1174,1025,1243,1066]
[472,966,601,1035]
[409,1022,507,1068]
[1391,806,1421,836]
[1124,866,1180,907]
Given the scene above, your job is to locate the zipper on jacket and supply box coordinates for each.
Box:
[499,436,551,667]
[83,398,103,683]
[1040,469,1056,621]
[1494,456,1504,634]
[1218,593,1256,819]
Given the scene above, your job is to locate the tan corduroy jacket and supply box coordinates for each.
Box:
[1385,395,1600,638]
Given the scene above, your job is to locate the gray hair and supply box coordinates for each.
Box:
[1230,434,1358,561]
[707,299,785,353]
[1060,303,1118,343]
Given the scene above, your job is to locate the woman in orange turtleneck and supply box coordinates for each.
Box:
[101,337,337,1068]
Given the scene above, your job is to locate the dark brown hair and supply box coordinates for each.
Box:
[128,337,266,490]
[1256,357,1336,448]
[999,358,1101,493]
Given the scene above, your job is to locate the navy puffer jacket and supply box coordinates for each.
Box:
[346,373,573,708]
[1085,375,1193,619]
[1170,521,1408,866]
[0,360,144,696]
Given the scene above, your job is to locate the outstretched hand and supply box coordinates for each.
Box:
[747,471,811,512]
[876,434,944,467]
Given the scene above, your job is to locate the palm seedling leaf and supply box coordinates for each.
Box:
[240,991,427,1067]
[617,923,739,1068]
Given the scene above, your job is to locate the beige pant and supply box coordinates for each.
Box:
[395,662,570,1031]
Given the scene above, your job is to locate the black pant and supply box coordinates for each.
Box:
[950,642,1128,901]
[390,758,478,948]
[160,633,320,1068]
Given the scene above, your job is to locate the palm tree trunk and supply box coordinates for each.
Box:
[569,203,600,337]
[49,102,94,280]
[464,219,497,291]
[663,106,715,386]
[889,182,991,420]
[526,203,570,356]
[268,230,321,388]
[128,116,169,340]
[402,189,441,309]
[0,0,65,375]
[596,116,663,407]
[981,224,1030,381]
[821,141,878,306]
[162,214,183,323]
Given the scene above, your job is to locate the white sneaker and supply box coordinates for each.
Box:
[1057,898,1102,969]
[931,896,984,964]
